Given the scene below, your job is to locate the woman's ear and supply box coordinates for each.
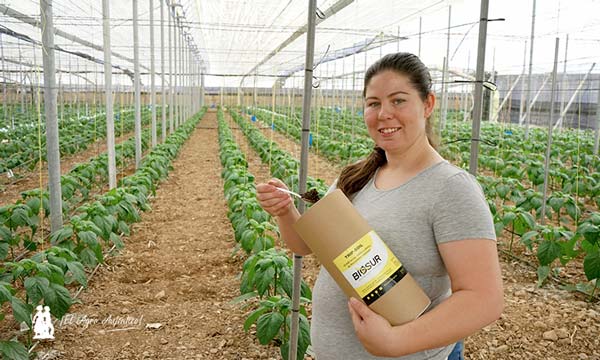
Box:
[424,92,436,118]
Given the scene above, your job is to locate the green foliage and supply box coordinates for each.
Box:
[0,107,207,351]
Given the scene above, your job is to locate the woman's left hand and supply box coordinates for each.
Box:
[347,297,397,356]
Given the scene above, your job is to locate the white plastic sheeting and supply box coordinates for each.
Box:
[0,0,599,89]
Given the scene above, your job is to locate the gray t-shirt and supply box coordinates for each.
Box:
[310,161,496,360]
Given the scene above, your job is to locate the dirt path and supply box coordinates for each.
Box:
[44,111,280,359]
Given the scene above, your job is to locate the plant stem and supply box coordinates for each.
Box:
[509,224,515,253]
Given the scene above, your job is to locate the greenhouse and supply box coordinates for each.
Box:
[0,0,599,359]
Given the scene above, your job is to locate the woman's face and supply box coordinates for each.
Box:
[363,70,434,155]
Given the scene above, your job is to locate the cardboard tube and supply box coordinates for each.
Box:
[293,189,431,325]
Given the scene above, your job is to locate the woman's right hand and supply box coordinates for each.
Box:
[256,178,294,217]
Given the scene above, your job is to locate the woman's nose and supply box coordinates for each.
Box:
[378,102,394,120]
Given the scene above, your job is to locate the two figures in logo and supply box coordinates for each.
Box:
[32,305,55,340]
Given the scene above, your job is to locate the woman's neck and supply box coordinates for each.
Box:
[384,138,442,173]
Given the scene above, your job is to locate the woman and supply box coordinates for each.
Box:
[256,52,503,359]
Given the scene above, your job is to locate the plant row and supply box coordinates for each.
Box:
[216,107,311,359]
[250,107,373,165]
[0,108,152,175]
[0,107,205,359]
[0,121,165,264]
[231,110,327,197]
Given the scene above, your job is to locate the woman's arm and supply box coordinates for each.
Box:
[348,238,503,356]
[256,179,313,255]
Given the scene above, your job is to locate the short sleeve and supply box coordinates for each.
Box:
[432,172,496,244]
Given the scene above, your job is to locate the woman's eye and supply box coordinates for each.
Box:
[393,98,404,105]
[367,102,379,108]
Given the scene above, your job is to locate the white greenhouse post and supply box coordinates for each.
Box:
[168,3,174,134]
[180,30,185,122]
[179,20,184,124]
[133,0,142,169]
[182,35,186,121]
[524,0,537,139]
[540,38,560,226]
[488,48,496,122]
[182,27,185,122]
[19,44,25,115]
[102,0,117,189]
[468,0,490,176]
[160,0,166,142]
[40,0,63,233]
[186,39,190,120]
[594,82,600,155]
[559,34,569,130]
[150,0,157,147]
[200,68,205,107]
[173,13,178,129]
[1,34,6,121]
[185,35,188,121]
[176,17,181,127]
[519,41,527,122]
[290,1,317,359]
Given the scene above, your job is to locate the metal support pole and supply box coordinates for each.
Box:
[133,0,142,169]
[168,4,174,134]
[540,38,560,225]
[290,3,317,359]
[150,0,157,147]
[102,0,116,189]
[179,29,183,123]
[594,81,600,155]
[1,34,6,121]
[40,0,63,232]
[488,47,496,122]
[160,0,166,142]
[173,15,178,128]
[524,0,537,139]
[519,41,527,122]
[559,34,569,130]
[201,71,205,107]
[179,23,183,124]
[468,0,489,176]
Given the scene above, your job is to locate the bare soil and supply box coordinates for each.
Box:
[30,110,600,360]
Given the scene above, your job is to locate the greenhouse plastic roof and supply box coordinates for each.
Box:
[0,0,599,88]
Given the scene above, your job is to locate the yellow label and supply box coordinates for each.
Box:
[333,231,402,298]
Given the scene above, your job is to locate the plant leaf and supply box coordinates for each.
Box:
[583,248,600,281]
[243,307,268,332]
[0,340,29,360]
[256,311,284,345]
[43,282,73,318]
[537,240,561,266]
[67,261,88,287]
[24,276,50,305]
[11,297,32,328]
